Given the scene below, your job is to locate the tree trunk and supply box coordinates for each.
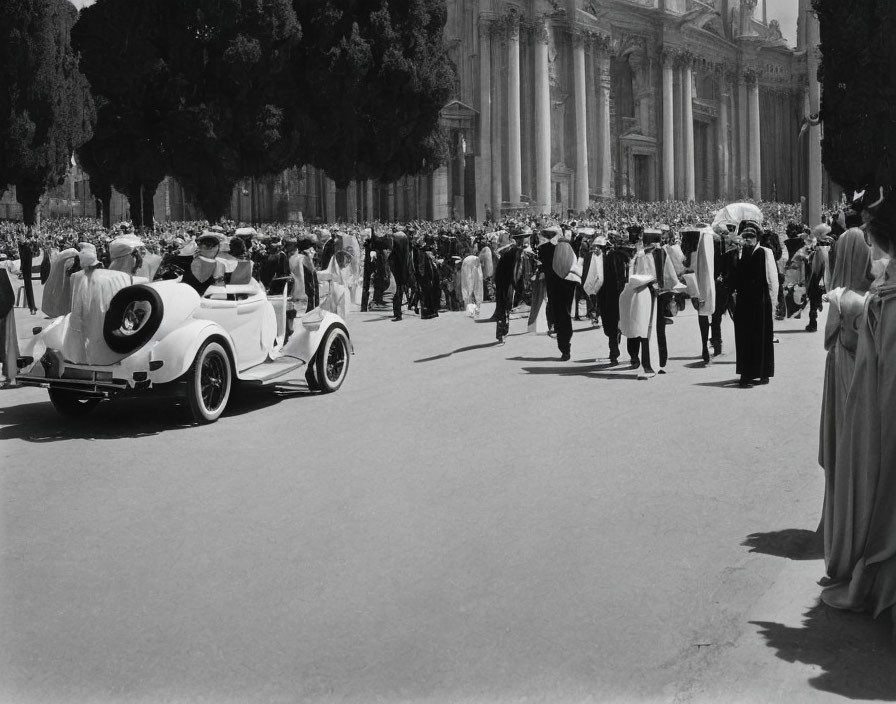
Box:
[141,183,155,231]
[15,180,42,230]
[126,183,143,229]
[101,194,112,228]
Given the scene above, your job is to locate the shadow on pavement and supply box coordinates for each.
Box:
[414,341,501,363]
[520,364,639,380]
[752,602,896,700]
[693,378,752,389]
[0,385,304,443]
[774,329,813,335]
[743,529,824,560]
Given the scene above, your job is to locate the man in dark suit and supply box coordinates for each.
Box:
[537,226,578,361]
[388,229,411,321]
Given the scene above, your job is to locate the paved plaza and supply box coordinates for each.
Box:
[2,287,896,703]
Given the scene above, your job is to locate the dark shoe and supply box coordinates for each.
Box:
[738,377,754,388]
[702,348,710,365]
[757,377,770,385]
[360,306,369,312]
[629,358,640,369]
[805,323,817,332]
[609,356,619,366]
[560,353,571,361]
[391,316,402,322]
[712,345,722,357]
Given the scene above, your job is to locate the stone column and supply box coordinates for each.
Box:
[346,181,357,222]
[673,66,683,198]
[534,22,551,215]
[662,54,675,200]
[806,6,822,224]
[597,52,613,199]
[737,77,748,196]
[491,28,503,215]
[366,180,374,221]
[719,78,731,200]
[325,176,337,222]
[573,33,589,212]
[478,21,492,222]
[507,19,522,205]
[682,62,695,201]
[748,75,762,200]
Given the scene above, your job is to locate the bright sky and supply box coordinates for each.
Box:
[66,0,800,46]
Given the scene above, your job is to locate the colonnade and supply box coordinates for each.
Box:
[480,19,615,214]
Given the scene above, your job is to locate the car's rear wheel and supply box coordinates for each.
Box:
[186,341,232,424]
[48,389,101,417]
[314,326,350,393]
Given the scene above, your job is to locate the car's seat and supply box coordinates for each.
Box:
[227,260,253,285]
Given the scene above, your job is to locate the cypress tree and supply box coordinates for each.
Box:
[0,0,95,228]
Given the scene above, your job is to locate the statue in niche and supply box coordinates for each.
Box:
[738,0,759,37]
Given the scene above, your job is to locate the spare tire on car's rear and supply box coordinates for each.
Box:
[103,285,164,353]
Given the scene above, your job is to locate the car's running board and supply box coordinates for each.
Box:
[238,358,306,383]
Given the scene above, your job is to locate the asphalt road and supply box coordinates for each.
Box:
[2,289,896,704]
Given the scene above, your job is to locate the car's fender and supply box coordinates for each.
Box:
[280,309,352,364]
[19,315,68,370]
[149,319,236,384]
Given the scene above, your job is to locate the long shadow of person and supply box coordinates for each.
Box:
[743,528,824,560]
[752,602,896,700]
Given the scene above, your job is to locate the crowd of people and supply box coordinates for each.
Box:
[2,193,896,631]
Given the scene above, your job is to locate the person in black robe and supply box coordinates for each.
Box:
[259,238,290,290]
[318,229,337,270]
[412,237,441,320]
[596,234,630,365]
[388,230,411,321]
[733,221,775,388]
[492,235,521,343]
[17,236,37,315]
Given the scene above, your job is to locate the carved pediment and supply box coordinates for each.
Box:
[439,100,479,129]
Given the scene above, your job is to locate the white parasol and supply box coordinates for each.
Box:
[711,202,763,234]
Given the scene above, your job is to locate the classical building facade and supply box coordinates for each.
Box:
[298,0,818,223]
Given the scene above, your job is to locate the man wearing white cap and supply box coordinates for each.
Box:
[108,234,145,276]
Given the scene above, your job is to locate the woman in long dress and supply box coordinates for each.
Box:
[818,228,873,580]
[821,196,896,625]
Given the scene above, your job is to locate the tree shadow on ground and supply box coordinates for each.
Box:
[414,341,502,363]
[743,528,824,561]
[752,602,896,700]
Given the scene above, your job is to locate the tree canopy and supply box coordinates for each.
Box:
[0,0,95,227]
[72,0,454,223]
[292,0,455,188]
[814,0,896,191]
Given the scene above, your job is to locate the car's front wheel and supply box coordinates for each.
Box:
[186,340,232,424]
[48,389,100,417]
[314,326,350,393]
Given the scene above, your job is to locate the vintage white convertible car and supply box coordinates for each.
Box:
[16,276,351,423]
